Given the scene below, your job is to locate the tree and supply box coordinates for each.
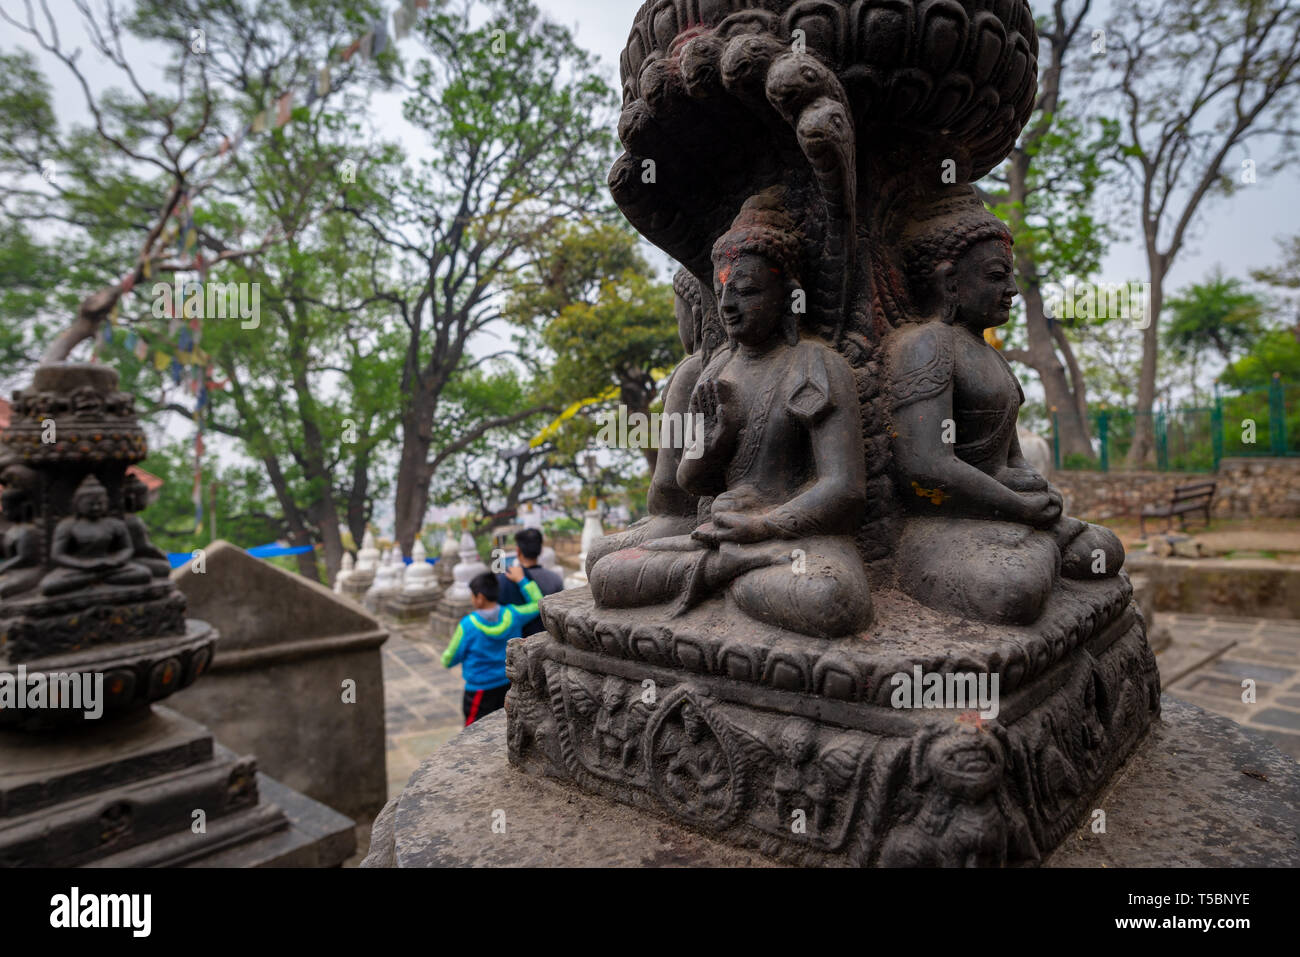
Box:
[0,0,380,363]
[1250,233,1300,339]
[7,0,402,583]
[1163,269,1264,404]
[984,0,1116,462]
[508,222,679,472]
[1108,0,1300,466]
[343,0,619,556]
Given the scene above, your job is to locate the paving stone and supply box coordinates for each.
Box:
[1208,659,1296,684]
[1175,675,1255,702]
[1255,729,1300,762]
[1253,707,1300,732]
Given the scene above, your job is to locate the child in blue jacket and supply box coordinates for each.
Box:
[443,564,543,726]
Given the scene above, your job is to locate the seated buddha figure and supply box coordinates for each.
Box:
[589,189,873,638]
[40,474,153,596]
[585,268,718,572]
[0,486,42,599]
[886,189,1124,626]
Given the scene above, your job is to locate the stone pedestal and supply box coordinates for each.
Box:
[0,363,353,868]
[501,575,1160,866]
[0,705,353,867]
[364,696,1300,868]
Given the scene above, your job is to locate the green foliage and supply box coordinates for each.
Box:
[1222,330,1300,390]
[989,112,1120,293]
[137,442,282,554]
[1163,270,1264,363]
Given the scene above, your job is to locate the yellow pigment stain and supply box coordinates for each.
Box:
[910,481,947,506]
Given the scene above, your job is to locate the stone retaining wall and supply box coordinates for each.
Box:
[1053,457,1300,522]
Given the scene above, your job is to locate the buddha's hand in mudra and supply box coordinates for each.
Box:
[690,486,769,545]
[692,512,771,546]
[691,377,735,452]
[1017,488,1063,529]
[997,466,1050,494]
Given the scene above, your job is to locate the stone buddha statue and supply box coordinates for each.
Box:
[123,474,172,579]
[885,188,1124,626]
[40,474,153,596]
[588,189,873,638]
[0,486,42,599]
[585,267,718,571]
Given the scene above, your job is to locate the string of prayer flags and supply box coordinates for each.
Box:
[318,64,331,97]
[251,110,267,134]
[154,350,170,372]
[359,31,374,61]
[393,5,410,39]
[342,37,362,61]
[134,336,149,362]
[372,15,390,57]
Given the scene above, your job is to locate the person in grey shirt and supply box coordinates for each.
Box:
[496,528,564,637]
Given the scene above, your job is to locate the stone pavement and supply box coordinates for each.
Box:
[381,621,467,800]
[1159,613,1300,762]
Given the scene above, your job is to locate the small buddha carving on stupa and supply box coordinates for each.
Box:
[40,474,152,596]
[885,187,1124,626]
[123,474,172,579]
[588,188,873,638]
[0,485,42,599]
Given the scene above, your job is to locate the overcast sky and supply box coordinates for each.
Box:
[14,0,1298,322]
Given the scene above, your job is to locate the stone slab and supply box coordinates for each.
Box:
[182,770,357,868]
[1127,553,1300,619]
[0,706,212,817]
[171,541,389,821]
[366,697,1300,867]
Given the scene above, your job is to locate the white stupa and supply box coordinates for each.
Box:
[438,529,460,587]
[445,532,489,602]
[565,499,605,589]
[356,530,380,573]
[403,540,438,596]
[365,547,404,613]
[333,551,355,595]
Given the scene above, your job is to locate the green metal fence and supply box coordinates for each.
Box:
[1052,375,1298,472]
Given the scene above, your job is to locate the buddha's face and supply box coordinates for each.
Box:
[75,489,108,520]
[715,252,787,348]
[954,238,1017,331]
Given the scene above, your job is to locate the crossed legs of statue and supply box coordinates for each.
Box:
[590,534,872,638]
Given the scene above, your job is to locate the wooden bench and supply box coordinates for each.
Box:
[1140,481,1216,536]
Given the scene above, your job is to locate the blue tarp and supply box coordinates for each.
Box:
[166,545,442,569]
[167,542,316,569]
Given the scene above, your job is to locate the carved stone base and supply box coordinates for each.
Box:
[0,581,187,662]
[384,590,442,623]
[505,575,1161,866]
[0,705,355,867]
[0,620,217,730]
[341,575,373,604]
[368,696,1300,868]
